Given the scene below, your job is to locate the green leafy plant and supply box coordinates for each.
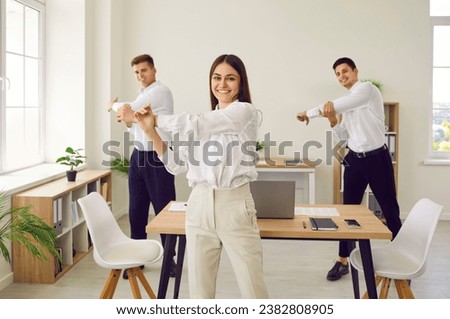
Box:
[0,190,61,263]
[256,141,265,151]
[56,147,86,171]
[109,156,130,176]
[362,79,383,92]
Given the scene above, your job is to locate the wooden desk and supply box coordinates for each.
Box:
[256,158,316,204]
[147,202,391,299]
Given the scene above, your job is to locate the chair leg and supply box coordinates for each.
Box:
[362,275,383,299]
[100,269,121,299]
[379,277,391,299]
[101,267,156,299]
[127,268,143,298]
[394,279,415,299]
[135,267,157,299]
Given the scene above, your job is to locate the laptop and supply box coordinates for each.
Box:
[250,180,296,219]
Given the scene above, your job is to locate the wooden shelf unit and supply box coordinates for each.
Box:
[12,170,111,284]
[333,102,399,210]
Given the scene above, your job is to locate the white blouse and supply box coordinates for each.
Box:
[157,101,258,189]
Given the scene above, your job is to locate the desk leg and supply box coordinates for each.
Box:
[348,241,360,299]
[173,235,186,299]
[358,239,377,299]
[157,234,177,299]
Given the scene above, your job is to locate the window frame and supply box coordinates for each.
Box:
[0,0,46,173]
[429,16,450,161]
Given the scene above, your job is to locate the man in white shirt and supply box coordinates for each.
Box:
[109,54,176,279]
[297,57,401,281]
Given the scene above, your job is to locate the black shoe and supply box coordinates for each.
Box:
[326,261,349,281]
[169,259,177,278]
[123,265,144,280]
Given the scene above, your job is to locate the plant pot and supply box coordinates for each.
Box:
[66,170,77,182]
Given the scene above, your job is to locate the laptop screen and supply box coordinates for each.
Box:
[250,180,296,219]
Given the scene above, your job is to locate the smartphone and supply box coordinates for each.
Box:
[344,219,362,228]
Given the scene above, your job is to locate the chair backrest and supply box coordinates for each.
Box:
[389,198,444,272]
[77,192,129,257]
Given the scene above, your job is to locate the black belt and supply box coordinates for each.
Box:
[349,144,387,158]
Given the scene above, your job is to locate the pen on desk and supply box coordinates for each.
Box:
[303,221,307,229]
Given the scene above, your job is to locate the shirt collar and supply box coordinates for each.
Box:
[349,80,361,91]
[139,80,159,93]
[216,99,239,110]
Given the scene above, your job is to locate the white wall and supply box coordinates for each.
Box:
[84,0,131,218]
[45,0,130,218]
[106,0,449,217]
[45,0,85,161]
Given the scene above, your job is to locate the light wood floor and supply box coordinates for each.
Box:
[1,216,449,299]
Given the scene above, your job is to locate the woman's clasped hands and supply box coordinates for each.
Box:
[134,104,156,132]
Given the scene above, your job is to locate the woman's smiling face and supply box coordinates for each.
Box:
[211,62,241,109]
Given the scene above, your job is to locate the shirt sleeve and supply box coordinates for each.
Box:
[131,86,174,115]
[306,105,323,119]
[157,144,188,176]
[111,102,126,112]
[331,82,373,114]
[112,85,174,116]
[306,82,373,119]
[158,102,254,138]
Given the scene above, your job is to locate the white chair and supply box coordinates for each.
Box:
[349,198,443,299]
[77,192,163,299]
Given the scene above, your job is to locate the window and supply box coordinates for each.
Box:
[0,0,45,173]
[430,0,450,158]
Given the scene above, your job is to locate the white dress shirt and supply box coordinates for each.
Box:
[157,101,258,189]
[306,81,386,153]
[112,81,173,151]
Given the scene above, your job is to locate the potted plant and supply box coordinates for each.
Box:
[256,140,265,152]
[56,147,86,181]
[0,190,61,264]
[256,140,265,161]
[109,155,130,176]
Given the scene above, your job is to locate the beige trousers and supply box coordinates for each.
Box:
[185,183,269,299]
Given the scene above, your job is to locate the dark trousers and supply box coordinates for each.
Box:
[338,146,401,258]
[128,149,176,253]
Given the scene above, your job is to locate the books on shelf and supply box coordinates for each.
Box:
[309,217,338,231]
[100,182,108,200]
[368,193,384,220]
[385,132,396,161]
[71,201,79,224]
[54,247,63,277]
[53,198,63,234]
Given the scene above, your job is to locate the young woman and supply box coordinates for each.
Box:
[135,54,268,299]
